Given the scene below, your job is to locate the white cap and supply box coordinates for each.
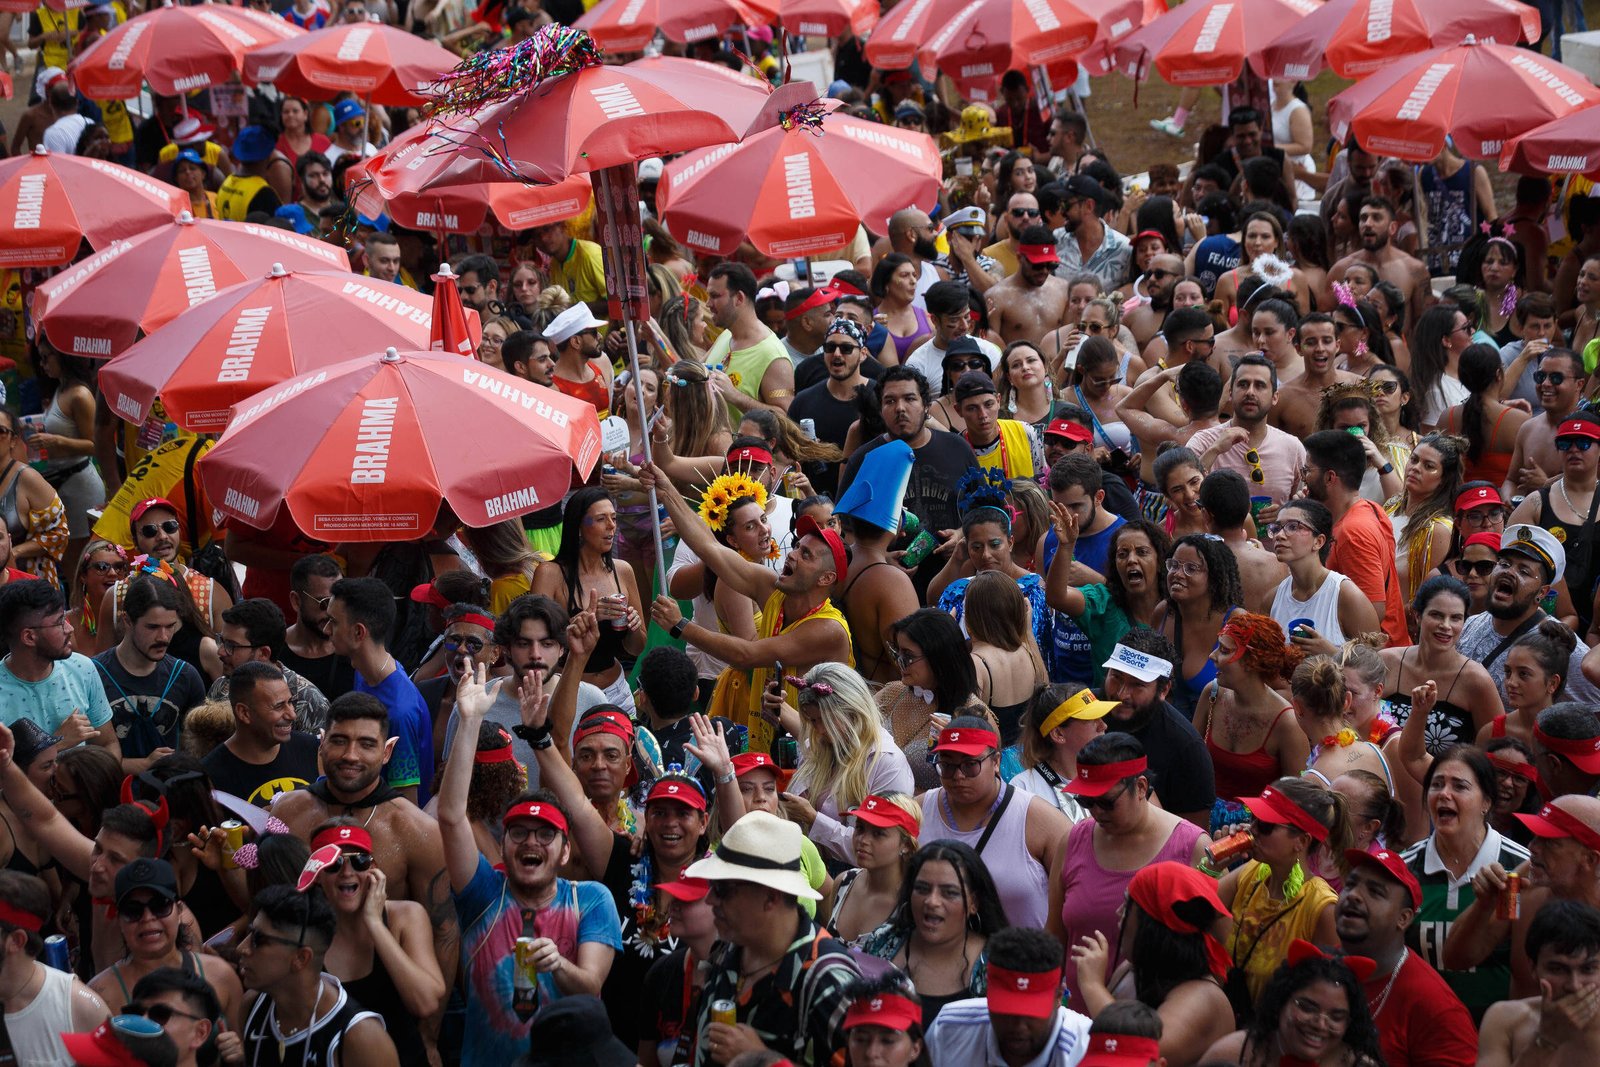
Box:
[545,302,605,345]
[1103,642,1172,683]
[35,67,67,99]
[638,158,664,183]
[944,206,987,232]
[1501,523,1565,584]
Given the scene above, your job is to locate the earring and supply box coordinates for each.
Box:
[1356,340,1368,358]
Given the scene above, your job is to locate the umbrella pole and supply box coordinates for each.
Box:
[624,317,667,588]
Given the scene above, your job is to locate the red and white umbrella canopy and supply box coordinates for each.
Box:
[917,0,1143,94]
[70,4,303,98]
[198,348,603,541]
[576,0,778,52]
[864,0,973,68]
[1329,39,1600,161]
[0,148,187,269]
[778,0,877,37]
[1501,107,1600,180]
[98,267,440,433]
[243,22,461,106]
[33,214,350,358]
[1253,0,1541,80]
[347,150,592,233]
[659,113,941,256]
[1111,0,1322,84]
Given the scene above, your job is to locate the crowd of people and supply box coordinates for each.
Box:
[7,0,1600,1066]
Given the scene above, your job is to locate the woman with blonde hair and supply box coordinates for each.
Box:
[67,538,128,658]
[475,315,519,371]
[1385,431,1466,604]
[827,792,921,945]
[765,661,915,864]
[651,360,734,489]
[1295,654,1393,790]
[1011,684,1108,822]
[458,519,538,614]
[1008,479,1050,574]
[658,294,709,363]
[964,571,1048,748]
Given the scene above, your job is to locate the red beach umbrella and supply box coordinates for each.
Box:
[69,4,303,99]
[778,0,877,37]
[1110,0,1322,84]
[864,0,972,69]
[243,22,461,106]
[917,0,1143,96]
[0,147,186,269]
[576,0,778,53]
[1502,107,1600,180]
[1253,0,1541,80]
[197,348,603,540]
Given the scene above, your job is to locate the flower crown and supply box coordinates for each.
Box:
[698,471,768,534]
[956,465,1012,516]
[130,554,178,586]
[1320,379,1382,406]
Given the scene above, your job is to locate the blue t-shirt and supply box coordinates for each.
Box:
[455,856,622,1064]
[1042,516,1125,685]
[1193,234,1243,297]
[0,653,114,735]
[354,667,434,806]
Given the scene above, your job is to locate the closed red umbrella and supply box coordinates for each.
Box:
[1328,39,1600,161]
[1254,0,1539,80]
[917,0,1144,100]
[658,110,941,256]
[0,147,186,269]
[198,348,603,540]
[69,4,303,99]
[32,213,350,357]
[576,0,778,52]
[778,0,876,37]
[243,22,461,106]
[97,266,436,432]
[1110,0,1322,84]
[429,263,478,356]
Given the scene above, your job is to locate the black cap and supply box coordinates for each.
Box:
[953,370,998,403]
[942,336,984,362]
[1062,174,1104,207]
[516,996,635,1067]
[9,718,62,770]
[115,857,178,905]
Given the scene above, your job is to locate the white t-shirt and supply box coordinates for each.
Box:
[1420,374,1470,428]
[905,336,1003,399]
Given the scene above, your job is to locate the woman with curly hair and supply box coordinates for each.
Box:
[1385,431,1467,604]
[1155,532,1245,718]
[1202,948,1386,1065]
[1195,612,1310,835]
[651,360,734,490]
[1046,518,1170,687]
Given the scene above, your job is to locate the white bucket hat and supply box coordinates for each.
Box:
[684,811,819,900]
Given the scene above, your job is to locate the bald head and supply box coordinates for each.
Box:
[1551,795,1600,831]
[888,210,937,260]
[1149,254,1185,307]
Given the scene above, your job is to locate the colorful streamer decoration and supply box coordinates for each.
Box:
[429,24,604,116]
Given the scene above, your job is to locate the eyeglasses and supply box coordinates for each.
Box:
[1371,378,1400,396]
[822,342,858,355]
[1534,371,1570,386]
[138,520,181,539]
[241,926,304,951]
[321,850,376,875]
[124,1002,209,1026]
[1245,448,1265,485]
[1009,208,1041,218]
[1166,558,1207,578]
[1080,782,1132,813]
[935,753,994,779]
[216,638,265,657]
[1450,322,1473,337]
[1264,519,1314,538]
[505,822,560,846]
[892,648,924,669]
[1452,559,1498,577]
[443,635,487,654]
[1146,269,1176,281]
[116,896,176,922]
[1461,509,1502,529]
[1289,996,1350,1028]
[1556,437,1595,452]
[24,616,71,634]
[86,560,130,575]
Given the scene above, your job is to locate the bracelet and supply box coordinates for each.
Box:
[513,723,553,750]
[670,619,688,640]
[715,770,736,785]
[1378,462,1394,476]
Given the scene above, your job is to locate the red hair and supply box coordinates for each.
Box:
[1220,611,1305,684]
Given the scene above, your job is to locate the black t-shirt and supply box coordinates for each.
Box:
[1121,701,1216,819]
[788,382,868,496]
[202,732,321,807]
[279,647,356,701]
[600,834,682,1049]
[837,430,979,596]
[93,650,208,759]
[641,945,694,1067]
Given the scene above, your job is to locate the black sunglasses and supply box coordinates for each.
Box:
[444,635,486,654]
[321,851,376,876]
[125,1001,208,1026]
[1453,559,1497,577]
[1535,371,1569,386]
[1009,208,1041,218]
[1081,782,1131,813]
[117,896,176,922]
[138,520,181,539]
[822,342,858,355]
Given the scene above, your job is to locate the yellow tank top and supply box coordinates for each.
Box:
[36,9,80,71]
[216,174,271,222]
[973,419,1036,481]
[745,590,853,753]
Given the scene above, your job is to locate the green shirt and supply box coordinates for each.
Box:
[1069,582,1140,688]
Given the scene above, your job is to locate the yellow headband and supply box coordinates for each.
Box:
[1040,688,1115,735]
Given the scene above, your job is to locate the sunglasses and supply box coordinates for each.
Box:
[117,896,176,922]
[1371,378,1400,395]
[1452,559,1498,577]
[1080,782,1131,812]
[1534,371,1570,386]
[1009,208,1041,218]
[1146,269,1176,280]
[321,850,376,875]
[124,1002,208,1026]
[1556,437,1595,452]
[444,635,487,654]
[138,520,181,539]
[1086,374,1121,389]
[86,560,130,575]
[1078,321,1106,334]
[947,358,987,371]
[892,648,924,668]
[1245,448,1265,484]
[935,754,994,779]
[242,926,304,951]
[822,342,858,355]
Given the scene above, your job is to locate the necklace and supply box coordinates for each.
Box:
[940,781,1003,834]
[274,977,328,1063]
[1558,477,1594,518]
[1369,947,1408,1018]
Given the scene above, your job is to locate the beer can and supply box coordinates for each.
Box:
[220,821,246,870]
[799,418,816,441]
[1498,872,1521,921]
[709,998,737,1027]
[515,936,539,975]
[607,593,630,631]
[1206,830,1256,868]
[899,510,921,538]
[512,937,540,1021]
[42,934,69,972]
[772,734,799,770]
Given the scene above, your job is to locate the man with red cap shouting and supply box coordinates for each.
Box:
[925,926,1092,1066]
[987,225,1075,347]
[643,464,852,757]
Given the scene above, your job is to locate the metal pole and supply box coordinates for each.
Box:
[623,317,667,590]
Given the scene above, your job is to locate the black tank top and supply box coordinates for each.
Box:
[241,975,381,1067]
[566,562,627,673]
[341,920,425,1067]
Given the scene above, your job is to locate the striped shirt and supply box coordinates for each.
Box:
[925,999,1093,1067]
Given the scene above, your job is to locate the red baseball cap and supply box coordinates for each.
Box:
[1454,485,1503,512]
[986,963,1062,1018]
[310,825,373,853]
[848,795,920,837]
[931,725,999,758]
[1018,242,1060,267]
[1516,800,1600,854]
[731,752,778,778]
[796,514,848,581]
[1044,418,1093,444]
[1343,847,1421,909]
[843,992,921,1032]
[129,497,178,525]
[646,776,708,811]
[654,877,711,903]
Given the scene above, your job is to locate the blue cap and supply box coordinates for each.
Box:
[175,148,204,167]
[834,440,915,534]
[274,204,316,236]
[827,79,852,99]
[356,212,389,233]
[333,99,365,126]
[231,125,274,163]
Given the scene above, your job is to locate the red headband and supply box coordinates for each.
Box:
[843,993,920,1032]
[1286,938,1377,983]
[932,726,999,756]
[1080,1033,1161,1065]
[1245,785,1330,842]
[784,288,836,320]
[504,801,569,833]
[449,613,497,631]
[726,446,773,466]
[311,825,374,853]
[825,279,866,298]
[0,900,43,933]
[475,743,517,764]
[575,712,635,747]
[1488,753,1540,783]
[1127,863,1231,982]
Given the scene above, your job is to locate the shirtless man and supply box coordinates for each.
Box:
[1128,307,1215,428]
[1505,347,1587,501]
[1252,298,1304,385]
[1329,197,1432,332]
[1124,254,1185,354]
[271,693,457,1030]
[1478,899,1600,1067]
[1200,470,1288,613]
[986,225,1073,346]
[1117,360,1224,488]
[1272,313,1360,440]
[1210,279,1285,381]
[9,68,76,156]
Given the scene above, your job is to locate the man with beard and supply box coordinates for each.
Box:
[503,330,556,387]
[364,233,404,287]
[1337,847,1477,1066]
[904,283,1000,399]
[987,226,1074,346]
[280,554,355,701]
[1041,453,1125,686]
[1505,347,1585,499]
[1456,524,1600,703]
[1320,140,1378,232]
[1478,900,1600,1066]
[545,303,613,418]
[984,191,1041,278]
[208,597,328,734]
[788,318,872,496]
[705,263,794,418]
[1330,197,1432,332]
[440,665,621,1065]
[926,927,1091,1067]
[1125,307,1219,431]
[270,692,458,1028]
[1272,313,1361,439]
[1302,429,1410,647]
[1123,253,1185,352]
[1511,413,1600,634]
[296,151,334,221]
[203,660,318,807]
[836,367,979,597]
[1189,355,1306,512]
[1095,632,1214,825]
[94,578,206,775]
[1054,176,1131,293]
[882,208,946,303]
[424,603,503,758]
[779,286,836,367]
[0,578,116,750]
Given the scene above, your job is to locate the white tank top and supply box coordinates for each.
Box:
[920,784,1049,928]
[1270,570,1351,648]
[7,963,77,1066]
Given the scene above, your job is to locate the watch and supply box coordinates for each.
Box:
[670,619,688,640]
[513,723,553,750]
[1378,462,1394,476]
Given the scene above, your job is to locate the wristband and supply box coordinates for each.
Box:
[670,619,688,640]
[513,723,553,750]
[715,770,736,785]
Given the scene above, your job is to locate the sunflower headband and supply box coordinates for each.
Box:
[698,471,768,534]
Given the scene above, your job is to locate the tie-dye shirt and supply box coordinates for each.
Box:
[456,855,622,1064]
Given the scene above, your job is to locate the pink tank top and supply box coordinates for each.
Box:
[919,784,1048,929]
[1058,816,1206,1008]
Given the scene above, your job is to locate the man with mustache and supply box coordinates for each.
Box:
[986,226,1074,347]
[1329,196,1432,332]
[280,554,356,701]
[93,577,206,776]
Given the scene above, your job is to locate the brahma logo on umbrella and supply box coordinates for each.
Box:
[13,175,44,230]
[1193,4,1232,53]
[216,306,272,382]
[591,83,646,120]
[784,155,816,220]
[1397,63,1453,119]
[108,22,148,69]
[1367,0,1394,42]
[195,9,260,46]
[337,27,373,61]
[178,246,218,307]
[351,397,399,484]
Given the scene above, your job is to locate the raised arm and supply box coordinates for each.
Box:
[1117,364,1186,447]
[639,464,776,604]
[0,723,92,880]
[437,665,504,893]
